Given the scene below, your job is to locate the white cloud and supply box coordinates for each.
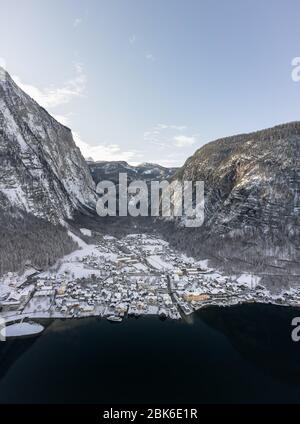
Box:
[73,18,82,28]
[143,124,198,166]
[144,124,192,148]
[0,57,7,82]
[152,158,183,168]
[9,65,145,165]
[10,66,142,164]
[157,123,187,131]
[0,57,7,70]
[51,114,70,127]
[145,53,156,62]
[12,63,87,109]
[72,132,139,162]
[174,135,196,147]
[129,34,136,44]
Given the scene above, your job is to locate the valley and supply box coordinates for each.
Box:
[1,230,300,329]
[0,65,300,332]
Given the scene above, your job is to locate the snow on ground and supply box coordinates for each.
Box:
[23,295,52,314]
[97,250,118,262]
[1,186,30,212]
[133,262,148,272]
[16,268,38,288]
[0,268,37,290]
[141,244,163,254]
[103,235,116,241]
[67,231,87,249]
[145,305,159,314]
[196,259,209,269]
[80,228,92,237]
[38,232,118,282]
[54,262,102,281]
[0,284,10,300]
[179,254,210,270]
[146,255,175,271]
[1,322,44,338]
[236,274,261,288]
[124,234,168,245]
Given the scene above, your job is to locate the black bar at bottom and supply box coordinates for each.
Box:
[0,404,299,422]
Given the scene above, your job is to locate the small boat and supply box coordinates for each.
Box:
[159,308,168,318]
[107,315,123,323]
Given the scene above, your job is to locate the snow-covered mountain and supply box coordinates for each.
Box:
[174,122,300,240]
[87,160,178,185]
[0,66,97,222]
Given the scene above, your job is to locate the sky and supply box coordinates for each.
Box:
[1,0,300,167]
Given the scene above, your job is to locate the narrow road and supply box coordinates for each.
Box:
[166,274,184,319]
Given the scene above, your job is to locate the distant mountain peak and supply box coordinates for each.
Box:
[88,160,178,185]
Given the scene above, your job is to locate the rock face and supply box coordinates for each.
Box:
[0,66,97,222]
[175,122,300,239]
[88,160,178,185]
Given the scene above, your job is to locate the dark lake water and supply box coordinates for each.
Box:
[1,304,300,404]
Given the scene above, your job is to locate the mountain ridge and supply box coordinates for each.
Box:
[87,159,178,185]
[173,120,300,240]
[0,66,97,223]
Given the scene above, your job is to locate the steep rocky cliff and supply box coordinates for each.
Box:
[0,66,97,223]
[175,122,300,240]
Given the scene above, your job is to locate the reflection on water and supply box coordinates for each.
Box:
[0,304,300,403]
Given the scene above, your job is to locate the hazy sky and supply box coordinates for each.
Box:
[1,0,300,166]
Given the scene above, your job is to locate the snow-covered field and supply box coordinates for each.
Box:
[146,255,174,271]
[1,322,44,338]
[80,228,92,237]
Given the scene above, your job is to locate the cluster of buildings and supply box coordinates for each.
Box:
[1,232,299,324]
